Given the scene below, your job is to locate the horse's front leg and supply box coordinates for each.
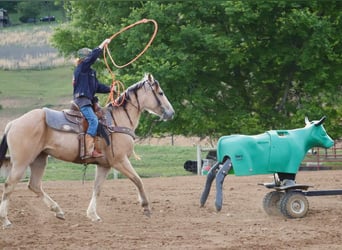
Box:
[87,165,110,222]
[115,157,151,217]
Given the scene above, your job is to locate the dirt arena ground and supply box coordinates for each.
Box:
[0,170,341,249]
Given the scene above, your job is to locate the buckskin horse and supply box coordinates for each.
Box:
[0,73,175,228]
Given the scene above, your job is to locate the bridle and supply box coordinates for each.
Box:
[110,79,164,127]
[106,77,169,158]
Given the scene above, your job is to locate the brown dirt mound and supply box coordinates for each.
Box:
[0,171,341,249]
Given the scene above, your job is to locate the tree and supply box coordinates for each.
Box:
[52,0,342,139]
[16,1,42,23]
[0,2,18,12]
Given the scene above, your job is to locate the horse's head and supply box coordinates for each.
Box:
[122,73,175,121]
[135,73,175,120]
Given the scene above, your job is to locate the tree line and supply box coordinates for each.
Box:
[52,0,342,140]
[1,1,62,23]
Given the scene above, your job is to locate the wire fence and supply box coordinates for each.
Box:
[301,140,342,170]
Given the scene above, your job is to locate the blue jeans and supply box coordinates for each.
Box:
[80,105,98,137]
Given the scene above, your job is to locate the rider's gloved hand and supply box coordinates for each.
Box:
[99,39,111,49]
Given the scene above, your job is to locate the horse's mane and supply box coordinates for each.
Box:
[108,74,155,108]
[109,81,143,108]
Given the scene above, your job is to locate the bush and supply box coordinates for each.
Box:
[17,1,40,23]
[19,16,36,23]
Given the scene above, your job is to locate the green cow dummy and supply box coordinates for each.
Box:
[200,116,334,211]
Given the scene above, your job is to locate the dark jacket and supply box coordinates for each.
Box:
[73,47,110,108]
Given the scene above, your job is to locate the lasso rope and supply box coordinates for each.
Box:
[104,19,158,106]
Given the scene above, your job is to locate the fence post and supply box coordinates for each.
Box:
[197,145,201,175]
[197,145,217,175]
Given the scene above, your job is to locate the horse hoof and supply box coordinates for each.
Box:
[88,216,102,222]
[143,209,152,218]
[2,221,12,229]
[87,213,102,222]
[56,212,65,220]
[89,217,102,222]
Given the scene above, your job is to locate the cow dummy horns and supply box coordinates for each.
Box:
[305,116,326,126]
[315,116,326,126]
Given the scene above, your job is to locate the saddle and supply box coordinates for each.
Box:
[43,102,105,134]
[43,102,136,159]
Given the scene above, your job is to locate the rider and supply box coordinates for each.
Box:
[73,38,111,158]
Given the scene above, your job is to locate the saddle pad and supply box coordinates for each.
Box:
[43,107,82,133]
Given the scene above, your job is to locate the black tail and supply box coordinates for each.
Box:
[0,134,8,167]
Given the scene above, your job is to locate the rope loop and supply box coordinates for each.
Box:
[103,19,158,106]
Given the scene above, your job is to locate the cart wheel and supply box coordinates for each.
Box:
[280,192,309,219]
[263,191,284,216]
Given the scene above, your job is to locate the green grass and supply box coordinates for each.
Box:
[0,145,197,183]
[129,145,196,178]
[0,66,73,116]
[44,145,196,181]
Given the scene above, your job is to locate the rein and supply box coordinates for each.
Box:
[103,19,158,106]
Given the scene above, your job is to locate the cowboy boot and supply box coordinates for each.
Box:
[85,134,104,158]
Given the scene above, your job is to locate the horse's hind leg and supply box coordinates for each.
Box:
[28,153,65,220]
[87,165,110,221]
[0,161,28,228]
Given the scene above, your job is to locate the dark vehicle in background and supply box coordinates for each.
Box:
[26,17,36,23]
[19,16,36,23]
[40,16,55,22]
